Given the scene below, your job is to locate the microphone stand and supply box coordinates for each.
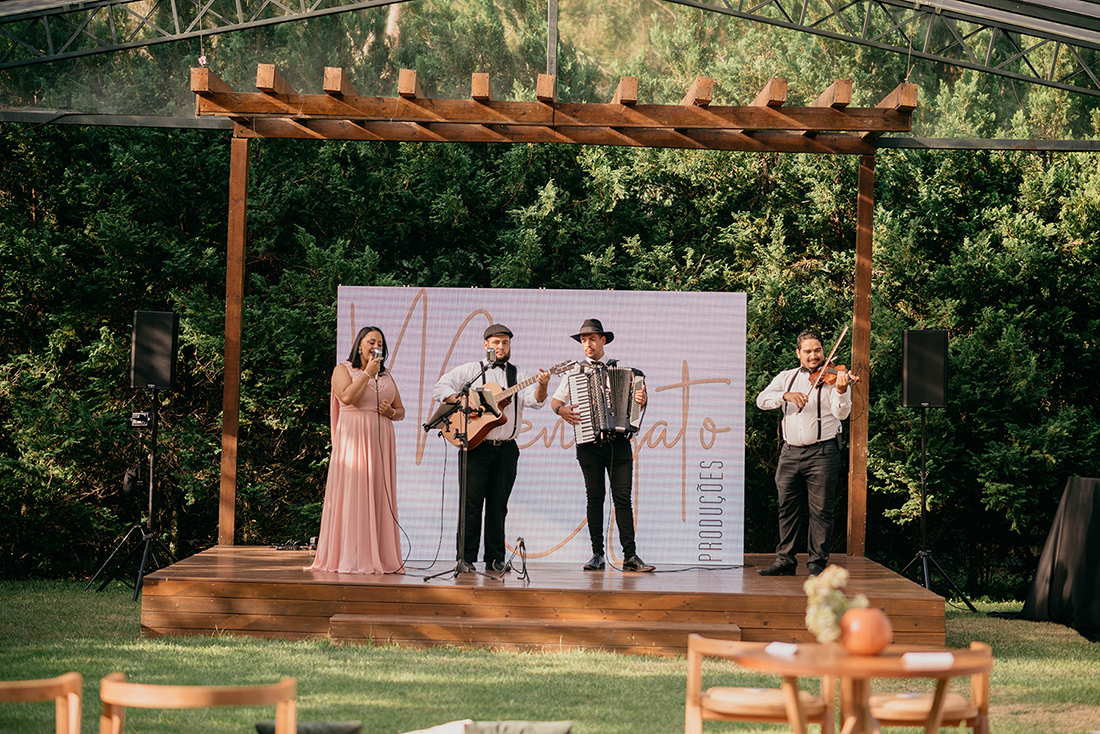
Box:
[425,352,503,582]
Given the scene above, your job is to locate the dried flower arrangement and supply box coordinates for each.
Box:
[803,565,869,644]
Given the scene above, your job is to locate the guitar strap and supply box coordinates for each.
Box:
[505,363,518,440]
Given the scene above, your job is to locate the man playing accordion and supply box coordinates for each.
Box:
[551,319,655,573]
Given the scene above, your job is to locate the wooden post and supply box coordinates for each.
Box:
[848,153,874,556]
[219,136,249,545]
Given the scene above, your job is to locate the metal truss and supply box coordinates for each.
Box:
[662,0,1100,97]
[5,0,1100,100]
[0,0,413,69]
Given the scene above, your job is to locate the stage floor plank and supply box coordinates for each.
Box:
[140,547,944,654]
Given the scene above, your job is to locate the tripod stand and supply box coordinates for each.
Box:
[900,405,977,612]
[424,355,502,582]
[86,396,174,601]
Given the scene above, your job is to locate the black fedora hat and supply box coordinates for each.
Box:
[571,318,614,343]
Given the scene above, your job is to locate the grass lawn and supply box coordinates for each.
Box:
[1,581,1098,733]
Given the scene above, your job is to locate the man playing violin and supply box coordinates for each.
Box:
[756,329,852,577]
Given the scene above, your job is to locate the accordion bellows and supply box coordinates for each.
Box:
[567,365,644,444]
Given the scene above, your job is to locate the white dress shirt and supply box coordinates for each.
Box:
[433,360,546,442]
[756,366,851,446]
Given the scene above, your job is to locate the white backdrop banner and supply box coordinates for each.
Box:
[336,286,746,566]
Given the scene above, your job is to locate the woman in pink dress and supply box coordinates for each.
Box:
[309,326,405,574]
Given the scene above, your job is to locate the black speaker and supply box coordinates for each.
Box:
[902,329,947,408]
[130,311,179,390]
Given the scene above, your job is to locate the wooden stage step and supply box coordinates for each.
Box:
[140,547,945,655]
[329,614,742,653]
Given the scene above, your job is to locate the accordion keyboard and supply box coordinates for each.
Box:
[567,372,598,445]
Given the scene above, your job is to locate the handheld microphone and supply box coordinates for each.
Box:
[371,348,383,360]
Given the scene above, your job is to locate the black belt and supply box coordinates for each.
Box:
[785,438,836,449]
[483,439,515,446]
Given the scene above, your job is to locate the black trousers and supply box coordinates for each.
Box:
[459,440,519,565]
[576,435,637,559]
[774,440,840,567]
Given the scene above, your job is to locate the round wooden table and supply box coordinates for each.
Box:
[730,643,992,734]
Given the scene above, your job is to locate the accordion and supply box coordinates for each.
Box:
[567,365,645,445]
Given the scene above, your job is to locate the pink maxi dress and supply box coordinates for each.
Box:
[308,362,403,574]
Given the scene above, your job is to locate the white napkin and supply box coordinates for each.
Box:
[902,652,955,670]
[764,641,800,657]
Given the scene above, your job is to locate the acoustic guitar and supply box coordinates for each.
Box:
[439,360,576,449]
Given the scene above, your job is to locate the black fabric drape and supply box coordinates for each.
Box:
[1019,477,1100,641]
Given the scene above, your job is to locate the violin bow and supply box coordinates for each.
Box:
[798,324,849,413]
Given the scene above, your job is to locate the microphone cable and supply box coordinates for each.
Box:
[372,366,449,574]
[372,367,413,574]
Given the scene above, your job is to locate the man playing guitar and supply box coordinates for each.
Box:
[432,324,550,574]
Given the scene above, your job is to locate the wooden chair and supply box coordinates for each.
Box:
[98,672,296,734]
[686,634,834,734]
[0,671,83,734]
[867,642,992,734]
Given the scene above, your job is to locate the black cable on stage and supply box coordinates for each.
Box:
[372,369,453,574]
[372,371,413,574]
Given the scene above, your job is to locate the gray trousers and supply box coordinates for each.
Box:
[774,440,840,567]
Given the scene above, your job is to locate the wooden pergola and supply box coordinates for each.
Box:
[191,64,918,555]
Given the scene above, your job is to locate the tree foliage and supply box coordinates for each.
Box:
[2,2,1100,597]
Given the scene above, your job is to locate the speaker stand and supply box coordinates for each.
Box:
[900,405,977,612]
[86,396,175,600]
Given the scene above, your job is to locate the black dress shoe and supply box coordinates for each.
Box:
[622,555,655,572]
[583,554,606,571]
[457,560,477,573]
[488,560,512,573]
[807,563,825,577]
[758,560,797,576]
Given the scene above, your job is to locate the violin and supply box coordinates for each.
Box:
[809,363,861,385]
[797,325,860,413]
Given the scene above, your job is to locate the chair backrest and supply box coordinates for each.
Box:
[0,671,83,734]
[98,673,296,734]
[968,641,992,715]
[686,634,834,734]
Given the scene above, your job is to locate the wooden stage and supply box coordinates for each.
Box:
[140,547,945,655]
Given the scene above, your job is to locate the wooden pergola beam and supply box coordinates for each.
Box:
[256,63,296,95]
[848,154,875,557]
[219,136,249,545]
[752,77,787,108]
[536,74,556,103]
[323,67,358,97]
[863,82,918,140]
[398,69,423,99]
[680,76,713,107]
[231,118,876,153]
[194,96,912,133]
[472,73,492,103]
[877,82,919,111]
[812,79,853,109]
[190,67,914,148]
[191,67,234,96]
[612,77,638,106]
